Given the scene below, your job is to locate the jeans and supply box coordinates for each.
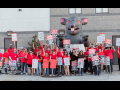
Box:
[85,59,88,72]
[50,68,56,75]
[36,62,41,74]
[78,62,85,75]
[118,58,120,70]
[89,61,93,74]
[58,64,64,75]
[0,70,1,74]
[43,68,49,75]
[94,65,101,75]
[107,59,113,73]
[21,62,27,73]
[5,68,7,73]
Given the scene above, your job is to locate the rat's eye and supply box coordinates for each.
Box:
[77,20,81,24]
[66,21,69,24]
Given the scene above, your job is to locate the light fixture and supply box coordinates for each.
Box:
[7,31,13,36]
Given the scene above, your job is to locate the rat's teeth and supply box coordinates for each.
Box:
[71,28,74,31]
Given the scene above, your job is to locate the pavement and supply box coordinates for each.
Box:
[1,65,120,81]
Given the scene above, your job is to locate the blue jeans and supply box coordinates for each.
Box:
[78,62,85,75]
[21,62,27,73]
[43,68,49,75]
[94,65,101,75]
[107,59,113,73]
[50,68,56,75]
[36,62,41,74]
[5,68,7,73]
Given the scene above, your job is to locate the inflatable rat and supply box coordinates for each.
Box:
[60,16,89,47]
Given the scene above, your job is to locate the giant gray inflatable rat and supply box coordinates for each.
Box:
[60,16,89,47]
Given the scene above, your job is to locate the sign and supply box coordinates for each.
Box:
[50,59,57,69]
[99,56,104,64]
[0,49,4,54]
[97,36,103,44]
[32,59,38,68]
[46,35,54,40]
[105,39,111,44]
[99,33,105,41]
[0,61,3,66]
[64,58,70,66]
[51,29,58,34]
[104,56,110,65]
[92,60,100,66]
[9,61,16,66]
[77,58,84,68]
[78,44,86,52]
[38,32,44,40]
[43,59,49,68]
[70,44,80,54]
[116,38,120,46]
[89,49,95,55]
[12,33,17,41]
[71,61,78,66]
[63,39,70,45]
[48,39,54,45]
[4,59,9,64]
[91,55,99,61]
[57,57,62,65]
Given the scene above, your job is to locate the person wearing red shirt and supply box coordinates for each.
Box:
[10,49,18,74]
[19,49,28,75]
[38,39,44,56]
[117,46,120,71]
[57,48,64,76]
[63,51,71,76]
[49,50,57,77]
[43,52,50,76]
[84,47,89,73]
[33,42,39,56]
[3,48,9,74]
[26,50,35,75]
[45,47,51,56]
[8,44,14,57]
[0,50,3,74]
[35,51,42,76]
[105,45,115,74]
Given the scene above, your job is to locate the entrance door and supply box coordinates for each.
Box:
[112,35,120,65]
[4,38,17,50]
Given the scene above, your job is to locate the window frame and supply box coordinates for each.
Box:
[69,8,82,14]
[95,8,109,13]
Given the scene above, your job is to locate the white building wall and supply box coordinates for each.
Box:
[0,8,50,32]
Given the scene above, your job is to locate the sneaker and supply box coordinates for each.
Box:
[21,73,23,75]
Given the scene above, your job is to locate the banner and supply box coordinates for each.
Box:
[9,61,16,66]
[99,33,105,41]
[38,32,44,40]
[51,29,58,38]
[116,38,120,46]
[12,33,17,41]
[32,59,38,68]
[43,59,49,68]
[104,56,110,65]
[99,56,104,64]
[64,58,70,66]
[105,39,111,44]
[77,58,84,68]
[78,44,86,52]
[71,61,78,66]
[97,36,103,44]
[57,57,62,65]
[50,59,57,69]
[0,61,3,66]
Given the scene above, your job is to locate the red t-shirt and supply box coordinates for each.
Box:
[87,47,91,51]
[117,48,120,59]
[0,53,2,60]
[8,48,14,56]
[45,50,51,55]
[98,52,105,56]
[84,51,89,60]
[3,52,9,61]
[50,54,57,59]
[94,48,98,52]
[62,55,71,63]
[35,56,42,62]
[19,52,27,63]
[43,56,49,60]
[27,54,35,65]
[105,49,114,59]
[57,51,64,57]
[34,48,39,55]
[98,46,104,52]
[11,53,18,61]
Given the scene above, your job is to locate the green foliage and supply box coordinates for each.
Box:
[28,34,39,51]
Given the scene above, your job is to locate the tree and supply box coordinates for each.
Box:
[28,34,39,52]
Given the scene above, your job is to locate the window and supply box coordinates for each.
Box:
[69,8,82,14]
[96,8,109,13]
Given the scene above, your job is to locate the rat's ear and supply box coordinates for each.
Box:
[81,18,88,25]
[60,18,67,25]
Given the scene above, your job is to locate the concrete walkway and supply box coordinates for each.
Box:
[0,65,120,81]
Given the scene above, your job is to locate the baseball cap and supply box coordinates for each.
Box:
[10,44,12,46]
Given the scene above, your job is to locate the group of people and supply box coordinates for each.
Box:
[0,39,120,77]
